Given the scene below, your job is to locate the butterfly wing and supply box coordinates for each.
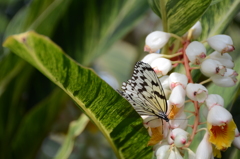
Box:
[118,61,168,121]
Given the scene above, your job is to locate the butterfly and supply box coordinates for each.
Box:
[117,61,169,122]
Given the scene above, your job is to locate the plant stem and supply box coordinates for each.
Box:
[190,66,200,70]
[196,128,207,133]
[172,61,184,64]
[163,52,183,58]
[200,78,212,85]
[170,33,184,43]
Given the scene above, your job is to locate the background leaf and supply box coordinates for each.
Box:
[148,0,212,36]
[52,0,149,65]
[11,88,68,159]
[200,0,240,40]
[54,114,89,159]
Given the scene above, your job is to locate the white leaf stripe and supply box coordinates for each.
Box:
[117,61,169,122]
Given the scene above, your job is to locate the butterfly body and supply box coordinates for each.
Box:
[117,61,169,122]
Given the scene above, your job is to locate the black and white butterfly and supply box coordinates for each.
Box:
[117,61,169,122]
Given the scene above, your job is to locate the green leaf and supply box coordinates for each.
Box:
[11,88,68,159]
[148,0,211,36]
[4,0,72,38]
[54,114,89,159]
[0,64,34,159]
[1,0,73,95]
[95,41,138,84]
[200,0,240,40]
[52,0,149,65]
[3,31,152,159]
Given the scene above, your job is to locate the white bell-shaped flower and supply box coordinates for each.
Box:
[183,21,202,39]
[169,110,188,130]
[169,85,186,108]
[159,75,169,88]
[201,105,209,119]
[205,94,224,109]
[200,59,226,77]
[207,34,235,54]
[186,83,208,103]
[209,51,234,68]
[155,145,171,159]
[151,58,172,77]
[141,53,163,64]
[159,75,171,98]
[187,149,196,159]
[207,106,232,125]
[210,68,238,87]
[168,72,188,89]
[186,41,206,65]
[145,31,171,53]
[167,129,174,145]
[195,132,213,159]
[191,21,202,39]
[170,128,189,140]
[142,116,162,128]
[233,128,240,149]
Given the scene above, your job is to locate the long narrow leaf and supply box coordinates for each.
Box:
[3,31,152,159]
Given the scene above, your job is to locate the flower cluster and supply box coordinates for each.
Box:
[141,21,239,159]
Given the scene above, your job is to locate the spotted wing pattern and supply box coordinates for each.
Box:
[117,61,168,121]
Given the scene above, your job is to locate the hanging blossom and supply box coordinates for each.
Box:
[127,20,238,159]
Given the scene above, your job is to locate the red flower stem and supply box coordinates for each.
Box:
[182,40,200,148]
[198,122,207,125]
[182,41,193,83]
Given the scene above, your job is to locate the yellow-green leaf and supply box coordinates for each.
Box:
[3,31,152,159]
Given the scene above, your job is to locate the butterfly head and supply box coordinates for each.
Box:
[159,113,169,122]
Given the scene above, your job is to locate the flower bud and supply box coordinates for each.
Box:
[205,94,224,109]
[186,41,206,65]
[191,21,202,39]
[151,58,172,77]
[209,51,234,68]
[170,128,189,140]
[207,35,235,54]
[210,68,238,87]
[200,59,226,77]
[167,129,174,145]
[233,128,240,149]
[159,75,171,98]
[186,83,208,103]
[169,85,186,108]
[141,53,163,64]
[145,31,171,53]
[168,73,188,89]
[196,132,213,159]
[183,21,202,39]
[174,134,188,148]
